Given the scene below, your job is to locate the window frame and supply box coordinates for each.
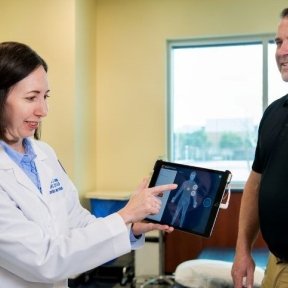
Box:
[167,34,276,189]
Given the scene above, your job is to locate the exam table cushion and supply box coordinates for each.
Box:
[174,259,265,288]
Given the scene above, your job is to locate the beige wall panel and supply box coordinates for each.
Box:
[94,0,288,192]
[0,0,76,178]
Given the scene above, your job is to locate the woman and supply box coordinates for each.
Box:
[0,41,177,288]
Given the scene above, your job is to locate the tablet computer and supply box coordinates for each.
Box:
[145,160,232,237]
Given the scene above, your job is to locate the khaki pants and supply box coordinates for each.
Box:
[262,253,288,288]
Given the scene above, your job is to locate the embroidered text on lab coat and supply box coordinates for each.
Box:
[49,178,63,194]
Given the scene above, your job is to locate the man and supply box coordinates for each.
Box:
[232,8,288,288]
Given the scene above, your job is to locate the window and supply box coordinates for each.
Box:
[167,35,288,188]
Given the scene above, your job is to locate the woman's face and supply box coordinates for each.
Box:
[5,66,49,144]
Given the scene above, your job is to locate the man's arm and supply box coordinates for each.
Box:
[231,170,262,288]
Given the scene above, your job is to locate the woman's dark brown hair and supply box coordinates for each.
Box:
[0,42,48,142]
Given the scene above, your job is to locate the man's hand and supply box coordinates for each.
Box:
[231,251,255,288]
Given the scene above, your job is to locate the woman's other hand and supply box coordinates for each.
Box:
[131,222,174,236]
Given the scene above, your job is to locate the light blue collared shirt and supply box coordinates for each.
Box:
[0,138,42,192]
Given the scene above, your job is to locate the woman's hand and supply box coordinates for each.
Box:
[131,222,174,236]
[118,178,177,225]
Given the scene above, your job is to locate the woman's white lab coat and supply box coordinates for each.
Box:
[0,139,142,288]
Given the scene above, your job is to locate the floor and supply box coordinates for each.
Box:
[69,277,179,288]
[69,270,181,288]
[70,281,180,288]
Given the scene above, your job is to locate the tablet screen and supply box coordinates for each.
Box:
[146,160,232,237]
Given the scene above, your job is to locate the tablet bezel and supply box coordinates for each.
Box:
[145,160,232,237]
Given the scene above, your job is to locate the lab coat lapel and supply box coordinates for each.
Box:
[36,159,53,196]
[14,167,40,193]
[0,148,39,194]
[32,142,53,196]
